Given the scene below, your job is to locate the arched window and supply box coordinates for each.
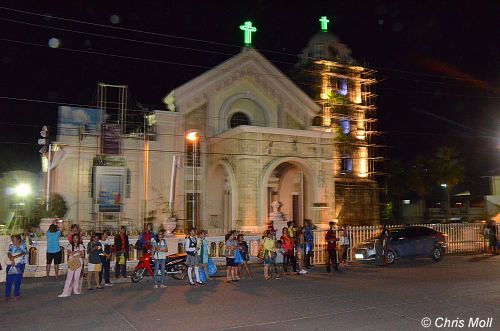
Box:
[229,112,250,128]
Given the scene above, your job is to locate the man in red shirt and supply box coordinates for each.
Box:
[325,222,339,272]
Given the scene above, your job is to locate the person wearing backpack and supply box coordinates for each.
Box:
[152,230,168,288]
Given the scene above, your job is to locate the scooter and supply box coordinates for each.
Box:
[131,251,188,283]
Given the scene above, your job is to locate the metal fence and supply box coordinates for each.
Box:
[312,223,498,264]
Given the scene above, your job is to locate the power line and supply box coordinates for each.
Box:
[0,5,497,85]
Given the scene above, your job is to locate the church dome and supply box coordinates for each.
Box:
[298,31,355,65]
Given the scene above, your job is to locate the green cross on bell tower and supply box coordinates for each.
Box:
[239,21,257,46]
[319,16,330,32]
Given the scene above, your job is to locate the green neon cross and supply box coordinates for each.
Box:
[239,21,257,45]
[319,16,330,32]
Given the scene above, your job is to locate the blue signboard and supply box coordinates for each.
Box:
[58,106,102,136]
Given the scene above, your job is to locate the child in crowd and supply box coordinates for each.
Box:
[237,234,252,279]
[198,230,211,281]
[275,240,285,279]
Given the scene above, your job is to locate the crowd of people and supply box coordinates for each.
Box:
[3,219,355,301]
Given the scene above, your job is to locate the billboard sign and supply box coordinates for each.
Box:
[102,123,121,155]
[94,166,125,213]
[58,106,102,136]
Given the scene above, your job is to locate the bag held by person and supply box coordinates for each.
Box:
[234,250,243,264]
[68,257,81,271]
[94,263,102,272]
[207,258,217,276]
[199,268,207,282]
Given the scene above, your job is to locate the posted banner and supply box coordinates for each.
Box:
[58,106,102,136]
[94,166,126,213]
[102,124,121,155]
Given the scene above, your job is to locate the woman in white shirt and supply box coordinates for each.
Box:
[58,233,85,297]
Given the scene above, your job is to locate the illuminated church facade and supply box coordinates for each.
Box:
[51,18,379,234]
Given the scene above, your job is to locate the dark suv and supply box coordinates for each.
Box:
[354,226,447,264]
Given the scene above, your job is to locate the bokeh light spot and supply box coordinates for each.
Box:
[48,38,61,48]
[110,15,121,24]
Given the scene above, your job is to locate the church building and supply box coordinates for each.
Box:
[50,18,379,235]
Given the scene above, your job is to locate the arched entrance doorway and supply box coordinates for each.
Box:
[261,158,315,229]
[205,162,236,234]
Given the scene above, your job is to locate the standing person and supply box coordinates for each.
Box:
[338,226,350,266]
[114,226,129,278]
[280,227,296,274]
[303,219,316,269]
[262,230,276,280]
[86,234,103,290]
[287,221,296,241]
[375,225,389,266]
[275,240,285,279]
[21,227,34,265]
[99,231,113,287]
[237,234,252,279]
[67,224,80,243]
[46,223,62,278]
[59,234,85,297]
[198,230,211,281]
[140,222,156,253]
[152,230,168,288]
[325,222,339,272]
[296,227,307,274]
[224,231,238,283]
[185,228,202,285]
[5,234,27,301]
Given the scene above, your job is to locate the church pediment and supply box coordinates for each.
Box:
[166,48,320,125]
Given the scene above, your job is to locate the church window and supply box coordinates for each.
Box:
[229,112,251,128]
[186,138,200,167]
[340,118,350,135]
[341,155,353,174]
[338,78,348,96]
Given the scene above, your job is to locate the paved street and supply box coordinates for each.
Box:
[1,254,499,331]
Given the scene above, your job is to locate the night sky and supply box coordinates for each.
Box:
[0,0,498,195]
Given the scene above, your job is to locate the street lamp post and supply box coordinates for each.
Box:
[186,132,199,229]
[441,183,449,222]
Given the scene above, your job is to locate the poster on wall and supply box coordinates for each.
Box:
[94,166,126,213]
[58,106,102,136]
[102,123,121,155]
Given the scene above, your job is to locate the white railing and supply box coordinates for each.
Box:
[312,223,498,264]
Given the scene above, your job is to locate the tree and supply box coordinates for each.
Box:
[428,147,465,222]
[28,193,68,228]
[428,147,465,191]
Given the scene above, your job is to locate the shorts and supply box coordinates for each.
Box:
[186,254,198,267]
[226,257,235,267]
[87,262,101,272]
[46,251,62,265]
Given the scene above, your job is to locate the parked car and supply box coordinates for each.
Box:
[354,226,447,264]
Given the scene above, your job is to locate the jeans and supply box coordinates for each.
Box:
[99,257,111,284]
[154,259,166,286]
[285,253,296,272]
[115,253,127,278]
[326,249,339,272]
[5,264,25,297]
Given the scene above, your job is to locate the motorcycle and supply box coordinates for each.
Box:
[131,251,188,283]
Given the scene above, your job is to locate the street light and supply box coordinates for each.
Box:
[15,183,32,197]
[186,132,199,229]
[441,183,450,223]
[14,183,31,229]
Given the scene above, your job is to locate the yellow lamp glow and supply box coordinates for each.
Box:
[186,132,198,141]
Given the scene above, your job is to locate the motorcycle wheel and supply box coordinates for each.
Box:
[171,263,188,280]
[131,268,146,283]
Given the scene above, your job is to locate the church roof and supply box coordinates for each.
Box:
[298,31,355,65]
[166,47,320,117]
